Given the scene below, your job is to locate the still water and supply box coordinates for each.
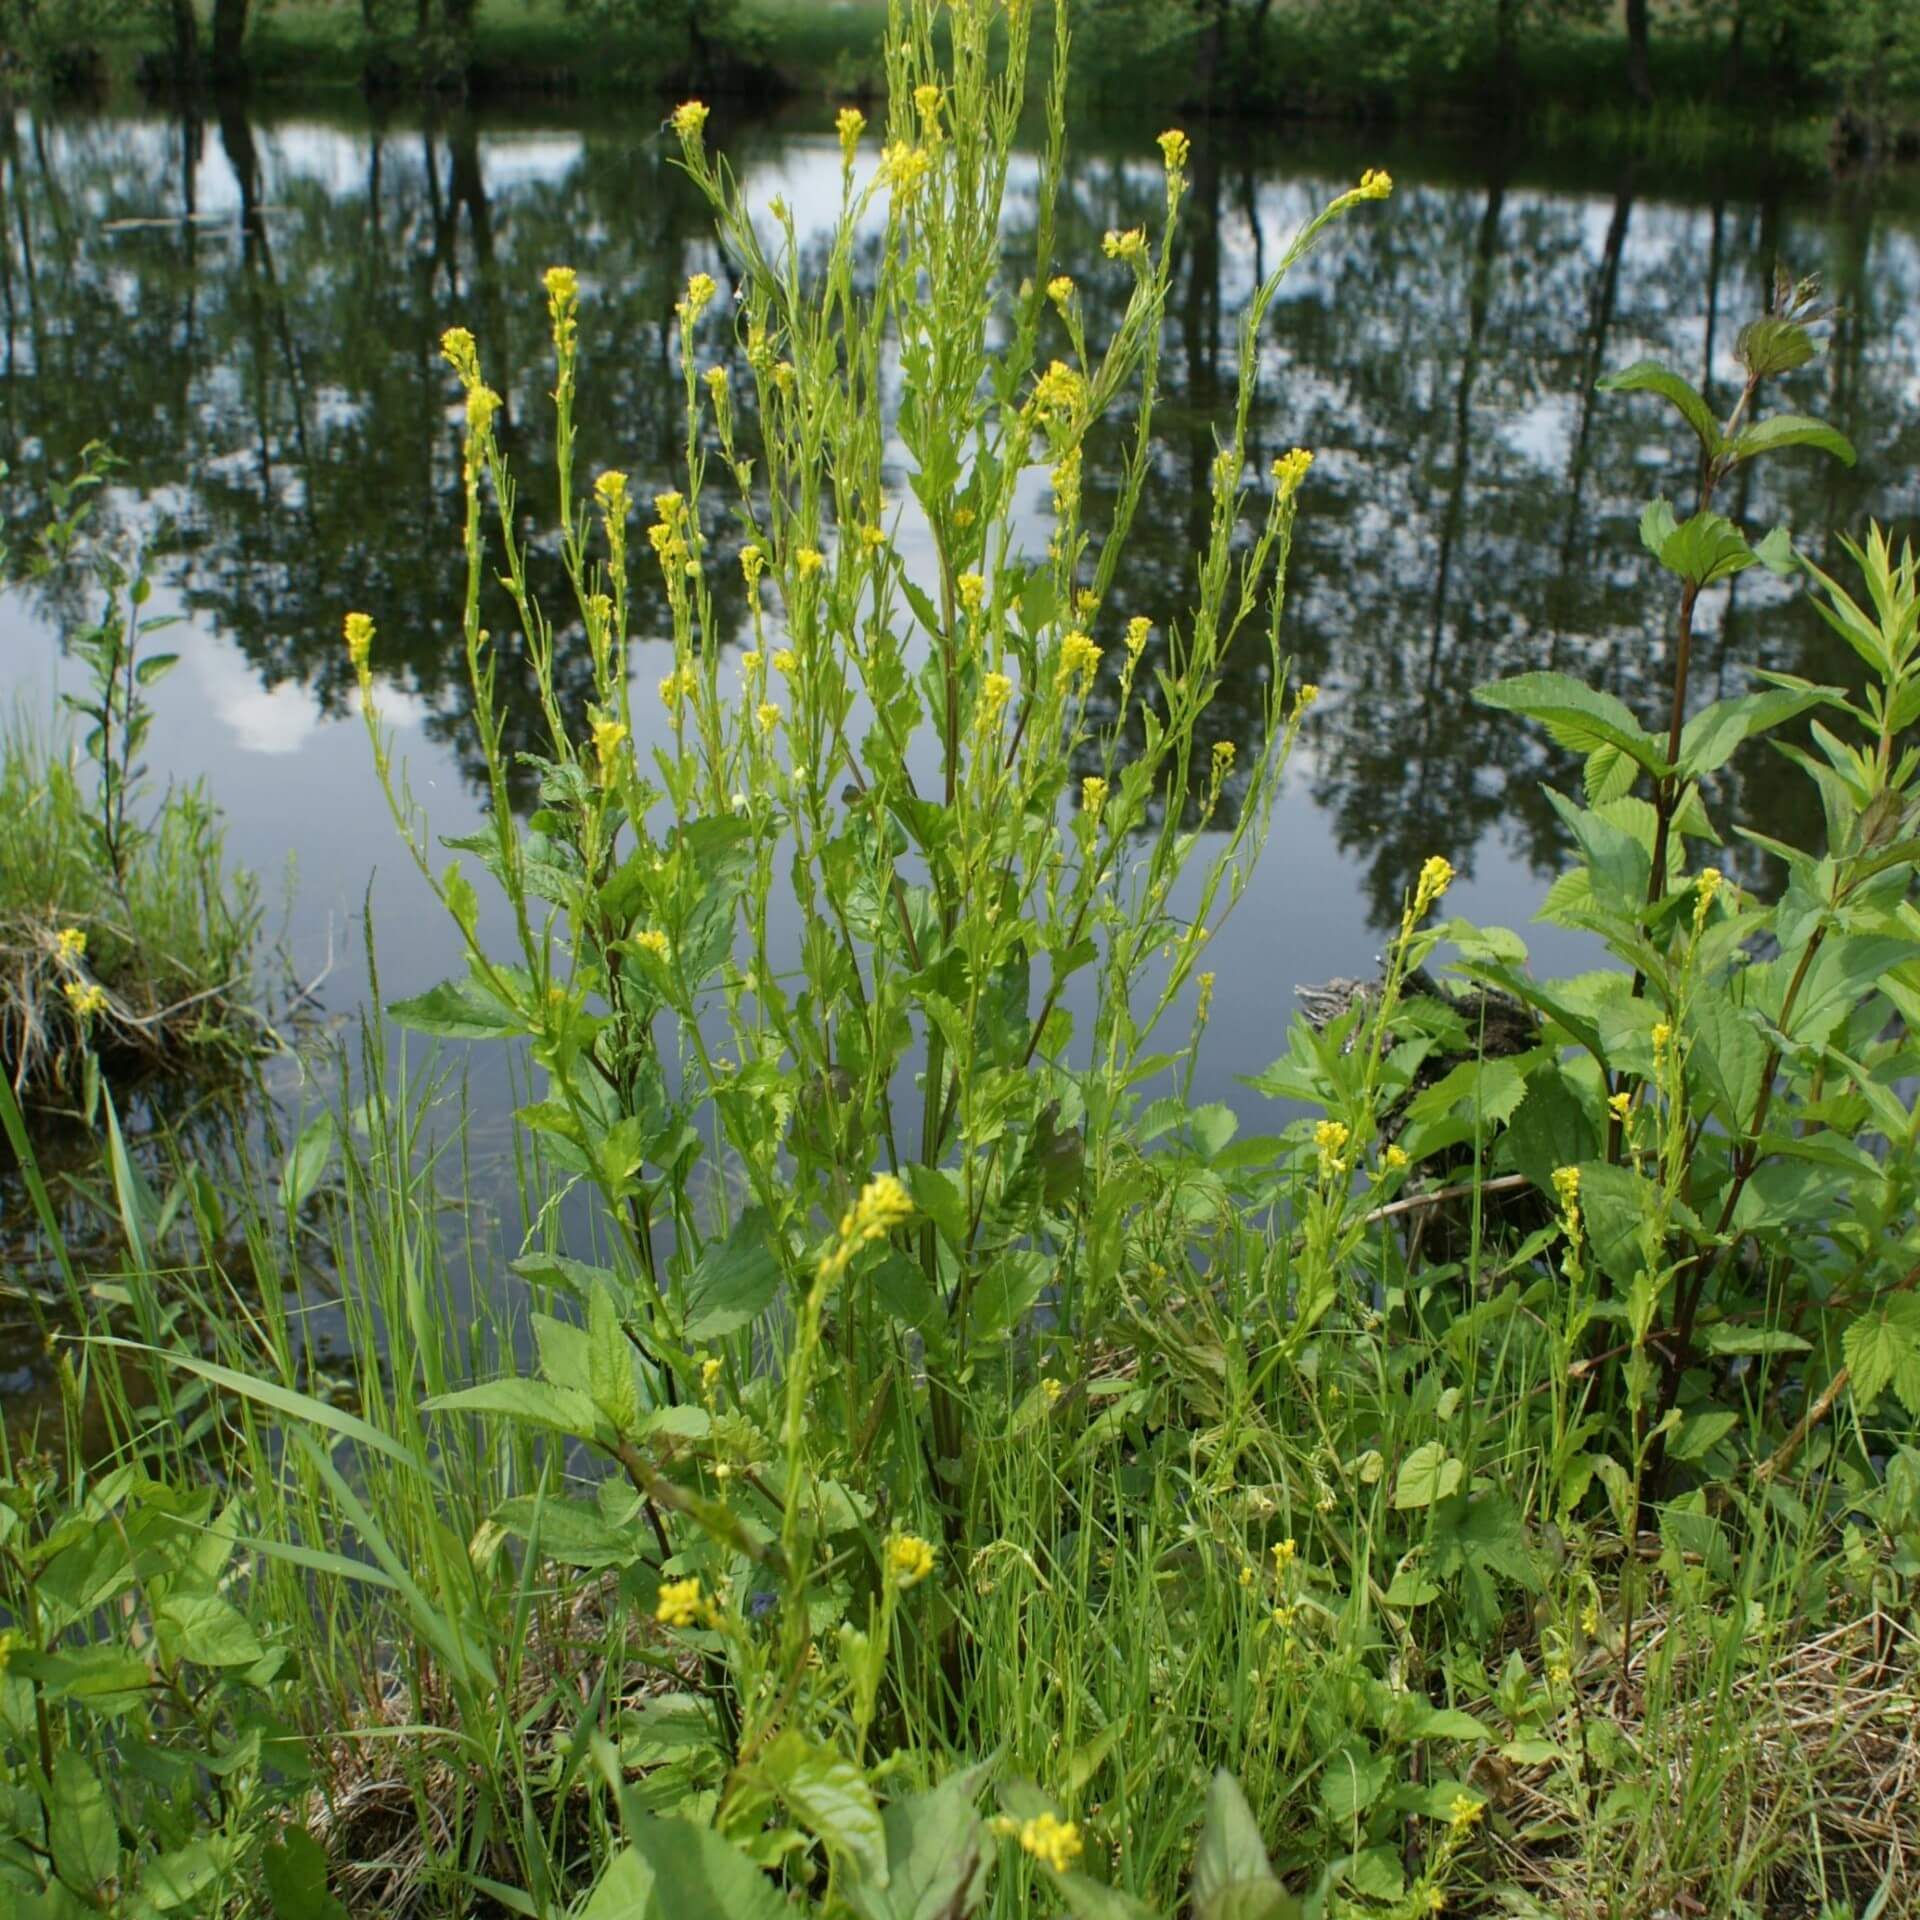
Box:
[2,96,1918,1225]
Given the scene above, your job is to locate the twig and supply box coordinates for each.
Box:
[1754,1365,1849,1486]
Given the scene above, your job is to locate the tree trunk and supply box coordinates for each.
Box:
[165,0,199,80]
[1625,0,1653,105]
[211,0,249,81]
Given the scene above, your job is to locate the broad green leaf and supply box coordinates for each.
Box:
[262,1827,349,1920]
[1727,413,1854,467]
[683,1209,783,1339]
[1472,673,1664,770]
[1192,1771,1297,1920]
[590,1284,643,1436]
[1677,687,1832,782]
[425,1377,601,1437]
[1844,1299,1920,1416]
[1579,1161,1665,1290]
[387,975,524,1038]
[494,1495,642,1569]
[49,1750,119,1890]
[155,1592,265,1669]
[140,1838,234,1910]
[277,1110,335,1215]
[620,1816,792,1920]
[842,1765,992,1920]
[1393,1443,1462,1510]
[1657,511,1755,588]
[1735,314,1815,379]
[761,1730,889,1885]
[1596,361,1721,451]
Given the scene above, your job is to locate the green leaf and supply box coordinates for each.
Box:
[387,975,524,1039]
[262,1828,349,1920]
[155,1592,265,1669]
[1393,1443,1462,1510]
[49,1750,118,1891]
[590,1284,643,1437]
[842,1765,992,1920]
[1677,687,1832,782]
[1727,413,1855,467]
[1658,511,1756,588]
[278,1110,335,1215]
[1596,361,1722,452]
[1472,673,1665,770]
[425,1377,601,1437]
[140,1838,234,1911]
[1191,1771,1297,1920]
[683,1209,783,1340]
[1735,314,1815,379]
[761,1730,889,1885]
[1055,1878,1159,1920]
[1845,1298,1920,1417]
[617,1817,792,1920]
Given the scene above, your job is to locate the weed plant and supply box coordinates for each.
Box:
[1,2,1917,1917]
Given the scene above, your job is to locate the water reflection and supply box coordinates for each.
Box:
[2,101,1917,939]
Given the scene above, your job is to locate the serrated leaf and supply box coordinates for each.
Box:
[1473,673,1665,770]
[1597,362,1722,451]
[387,975,524,1039]
[1736,314,1816,379]
[1658,511,1756,588]
[683,1208,783,1340]
[1728,413,1855,467]
[761,1731,889,1885]
[1845,1299,1920,1416]
[50,1749,119,1890]
[425,1377,601,1436]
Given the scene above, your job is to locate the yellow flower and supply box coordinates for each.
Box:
[913,82,942,123]
[1580,1599,1601,1636]
[700,1354,724,1396]
[1211,739,1236,775]
[953,505,976,529]
[741,545,766,586]
[671,100,709,142]
[957,572,986,615]
[860,523,886,549]
[1032,359,1084,416]
[1056,630,1101,694]
[1314,1118,1351,1179]
[1608,1090,1632,1122]
[886,1531,936,1589]
[795,546,825,579]
[705,365,728,401]
[659,666,697,710]
[1196,971,1215,1020]
[1693,864,1724,929]
[439,325,480,386]
[740,650,762,676]
[1125,615,1151,659]
[1358,168,1393,199]
[1651,1020,1673,1056]
[772,649,797,677]
[1551,1164,1581,1209]
[466,384,501,434]
[1271,447,1314,496]
[594,470,630,518]
[1447,1793,1483,1832]
[680,272,717,322]
[64,980,107,1019]
[344,611,376,672]
[841,1173,914,1250]
[542,264,577,307]
[1017,1812,1083,1873]
[1384,1143,1409,1171]
[880,141,933,197]
[772,360,797,395]
[55,926,87,962]
[1295,682,1320,710]
[656,1577,704,1627]
[1082,775,1109,816]
[977,671,1013,729]
[1157,128,1190,172]
[1047,274,1075,308]
[1413,854,1454,915]
[1102,226,1148,263]
[1272,1536,1296,1570]
[756,701,782,734]
[654,490,685,525]
[635,928,671,962]
[1042,1377,1063,1404]
[591,715,628,768]
[835,105,866,163]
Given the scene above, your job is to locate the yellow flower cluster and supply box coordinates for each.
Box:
[1017,1812,1083,1873]
[591,715,628,770]
[1295,681,1320,711]
[1102,227,1148,263]
[1552,1163,1582,1247]
[839,1173,913,1252]
[836,105,866,164]
[1032,359,1085,416]
[1384,1143,1409,1171]
[1211,740,1236,775]
[1693,864,1724,931]
[649,493,691,576]
[64,981,108,1019]
[1271,446,1314,496]
[659,665,697,710]
[1314,1118,1351,1180]
[977,671,1013,729]
[440,325,480,387]
[656,1577,705,1627]
[756,701,782,734]
[886,1531,936,1588]
[958,572,986,615]
[594,469,630,519]
[1413,854,1454,917]
[1157,128,1189,172]
[1358,167,1393,199]
[1047,274,1075,309]
[741,545,767,587]
[55,926,87,961]
[544,265,579,354]
[1651,1020,1673,1057]
[634,928,671,962]
[1056,629,1101,694]
[1082,775,1108,816]
[344,611,375,673]
[671,100,709,141]
[913,82,942,124]
[1446,1793,1483,1832]
[679,272,717,324]
[795,546,825,579]
[1125,615,1151,660]
[880,141,933,197]
[466,384,501,435]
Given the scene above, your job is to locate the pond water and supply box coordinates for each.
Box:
[2,95,1918,1279]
